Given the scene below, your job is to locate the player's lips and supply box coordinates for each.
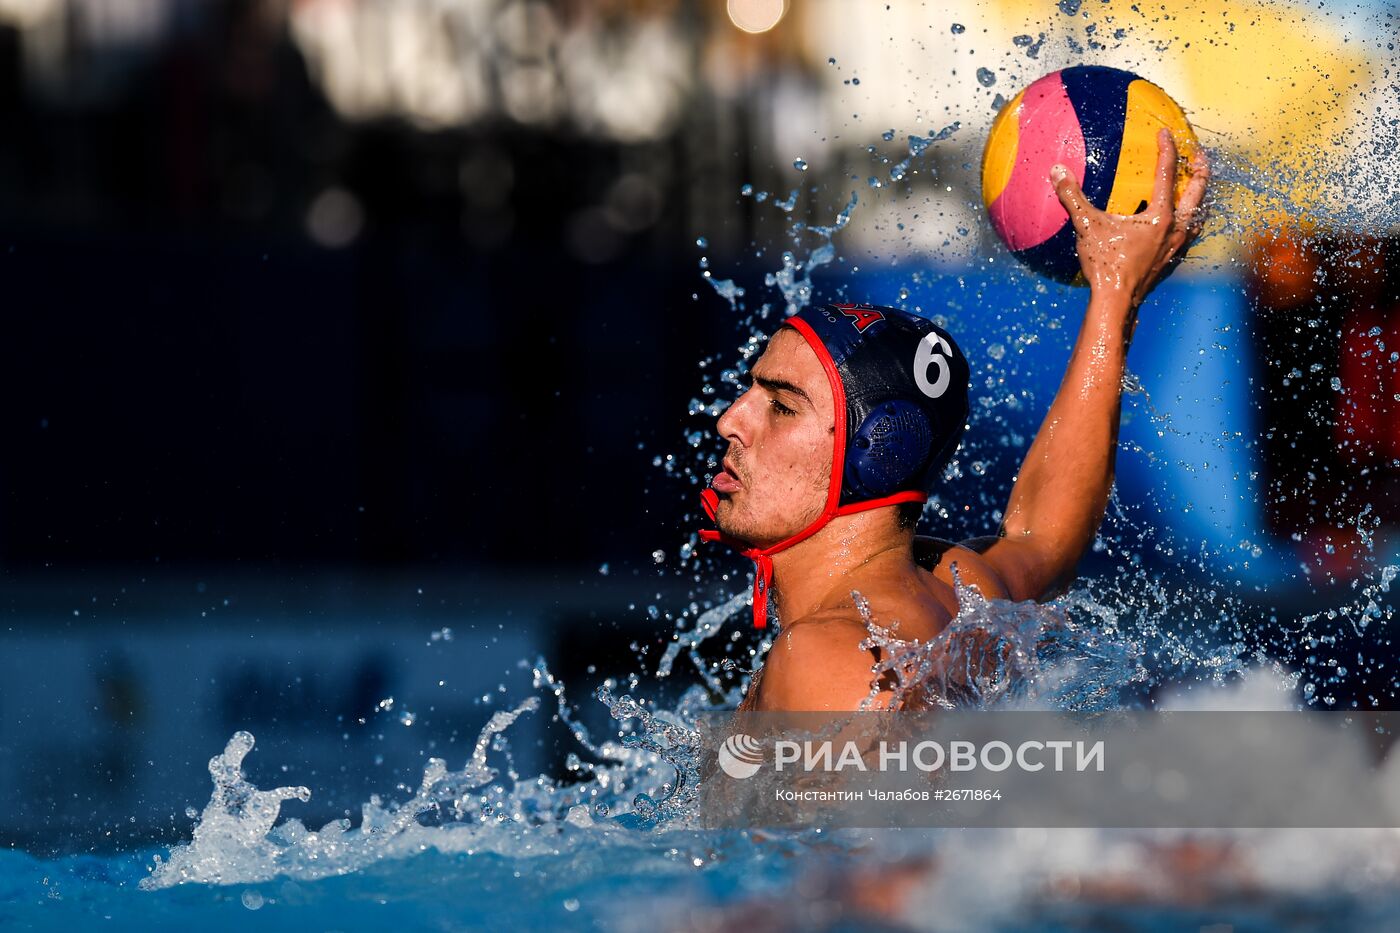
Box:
[711,459,743,494]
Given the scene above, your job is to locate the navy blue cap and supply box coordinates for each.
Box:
[785,303,970,506]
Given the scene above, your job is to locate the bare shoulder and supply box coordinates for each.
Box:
[913,536,1012,601]
[752,613,888,712]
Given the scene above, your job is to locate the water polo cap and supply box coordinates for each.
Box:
[699,303,970,629]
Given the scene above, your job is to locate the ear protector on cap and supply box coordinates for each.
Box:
[845,399,935,501]
[796,303,970,506]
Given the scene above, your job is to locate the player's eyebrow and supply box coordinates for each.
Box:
[751,373,813,406]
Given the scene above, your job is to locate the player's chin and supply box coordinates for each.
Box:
[715,502,760,541]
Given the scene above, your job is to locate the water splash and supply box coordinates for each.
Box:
[761,190,859,317]
[889,121,960,182]
[703,273,746,309]
[141,732,311,889]
[655,589,753,691]
[140,677,732,891]
[142,697,622,890]
[858,581,1147,713]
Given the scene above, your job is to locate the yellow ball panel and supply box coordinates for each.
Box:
[1105,79,1200,216]
[980,88,1027,207]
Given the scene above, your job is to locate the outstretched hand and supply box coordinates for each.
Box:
[1051,128,1209,308]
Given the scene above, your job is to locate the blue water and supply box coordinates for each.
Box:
[5,595,1399,932]
[9,829,1400,931]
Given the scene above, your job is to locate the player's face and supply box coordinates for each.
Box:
[711,327,834,547]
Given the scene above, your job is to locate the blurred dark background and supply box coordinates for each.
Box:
[0,0,727,571]
[9,1,1390,581]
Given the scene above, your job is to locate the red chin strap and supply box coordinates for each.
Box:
[697,316,927,629]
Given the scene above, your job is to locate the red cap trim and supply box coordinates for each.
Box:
[834,490,927,517]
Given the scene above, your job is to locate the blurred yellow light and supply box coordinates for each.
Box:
[727,0,785,34]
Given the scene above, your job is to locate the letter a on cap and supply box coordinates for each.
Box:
[835,304,885,333]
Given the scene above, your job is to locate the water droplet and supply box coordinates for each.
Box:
[241,890,265,911]
[652,549,666,564]
[951,23,965,33]
[1331,376,1344,391]
[881,129,895,141]
[988,342,1006,360]
[976,68,997,88]
[695,237,708,249]
[792,157,808,172]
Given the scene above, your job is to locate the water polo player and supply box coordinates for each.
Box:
[701,130,1209,711]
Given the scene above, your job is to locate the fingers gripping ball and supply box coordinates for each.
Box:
[981,65,1199,285]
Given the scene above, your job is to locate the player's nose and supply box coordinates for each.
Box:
[716,387,758,447]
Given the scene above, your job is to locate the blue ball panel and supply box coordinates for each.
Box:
[1014,222,1083,285]
[1061,65,1135,211]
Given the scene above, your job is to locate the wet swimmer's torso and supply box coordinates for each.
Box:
[739,538,1012,712]
[704,130,1210,713]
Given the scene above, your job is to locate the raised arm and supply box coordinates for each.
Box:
[972,129,1209,601]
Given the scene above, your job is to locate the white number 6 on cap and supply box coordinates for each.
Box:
[914,332,952,399]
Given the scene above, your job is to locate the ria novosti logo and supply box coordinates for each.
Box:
[718,733,764,779]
